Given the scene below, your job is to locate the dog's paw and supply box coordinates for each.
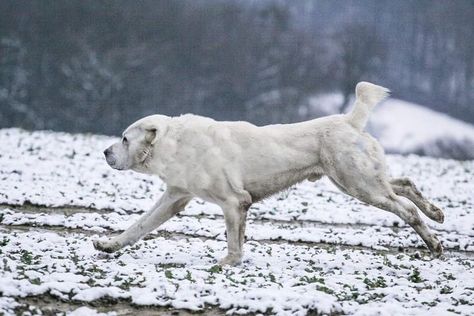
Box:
[430,240,444,258]
[93,239,121,253]
[218,254,242,266]
[430,205,445,224]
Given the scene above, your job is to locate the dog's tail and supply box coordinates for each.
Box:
[346,81,390,131]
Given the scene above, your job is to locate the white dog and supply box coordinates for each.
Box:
[94,82,444,265]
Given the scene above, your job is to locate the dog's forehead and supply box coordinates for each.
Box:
[122,127,140,139]
[121,115,169,138]
[122,119,145,137]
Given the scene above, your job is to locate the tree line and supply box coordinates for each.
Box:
[1,0,473,134]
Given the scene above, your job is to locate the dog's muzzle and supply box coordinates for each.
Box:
[104,148,118,168]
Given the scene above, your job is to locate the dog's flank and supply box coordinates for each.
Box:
[97,81,445,265]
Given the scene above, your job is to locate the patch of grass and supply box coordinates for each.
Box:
[357,292,386,304]
[87,264,106,279]
[130,243,142,251]
[86,277,96,287]
[70,253,79,264]
[300,276,325,284]
[156,262,185,269]
[343,284,357,291]
[205,274,216,285]
[185,270,196,283]
[382,255,396,268]
[363,276,387,289]
[207,265,223,274]
[226,274,247,286]
[115,276,146,291]
[447,308,461,314]
[20,250,33,265]
[337,285,360,301]
[267,272,282,286]
[315,285,334,295]
[456,259,471,268]
[29,277,41,285]
[440,285,453,294]
[457,298,471,305]
[441,272,456,280]
[408,267,424,283]
[0,236,9,247]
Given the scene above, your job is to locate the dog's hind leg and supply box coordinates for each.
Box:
[390,178,444,223]
[329,169,443,257]
[366,193,443,257]
[325,149,443,256]
[93,188,191,253]
[329,171,443,257]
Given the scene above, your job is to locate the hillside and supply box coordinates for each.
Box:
[0,129,473,315]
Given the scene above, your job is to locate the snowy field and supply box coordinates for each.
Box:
[0,128,473,315]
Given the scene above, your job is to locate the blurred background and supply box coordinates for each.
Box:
[1,0,474,158]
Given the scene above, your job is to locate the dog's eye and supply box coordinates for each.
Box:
[122,137,128,144]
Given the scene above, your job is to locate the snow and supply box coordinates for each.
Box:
[307,94,474,159]
[0,128,473,315]
[306,93,344,117]
[372,99,474,159]
[69,306,116,316]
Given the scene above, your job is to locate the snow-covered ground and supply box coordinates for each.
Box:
[0,128,473,315]
[307,94,474,160]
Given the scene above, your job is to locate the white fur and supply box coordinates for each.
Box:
[94,81,445,265]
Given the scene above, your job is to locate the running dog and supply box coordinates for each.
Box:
[94,82,444,265]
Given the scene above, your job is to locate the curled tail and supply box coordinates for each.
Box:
[346,81,390,131]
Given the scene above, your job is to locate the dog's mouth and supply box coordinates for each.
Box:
[108,163,125,171]
[105,156,123,170]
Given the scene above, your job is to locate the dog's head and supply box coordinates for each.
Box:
[103,115,169,171]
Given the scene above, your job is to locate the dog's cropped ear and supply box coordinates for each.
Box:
[145,127,159,145]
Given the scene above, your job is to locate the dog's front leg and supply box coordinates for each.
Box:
[219,199,250,266]
[93,188,190,253]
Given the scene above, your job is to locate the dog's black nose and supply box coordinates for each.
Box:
[104,148,111,157]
